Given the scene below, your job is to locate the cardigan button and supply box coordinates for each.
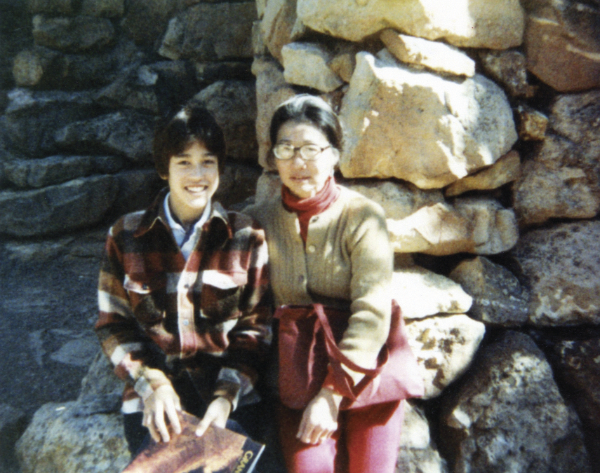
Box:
[307,245,316,253]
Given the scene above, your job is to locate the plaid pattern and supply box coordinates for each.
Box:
[96,190,271,412]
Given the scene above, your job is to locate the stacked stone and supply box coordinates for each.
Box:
[252,1,600,472]
[0,0,263,240]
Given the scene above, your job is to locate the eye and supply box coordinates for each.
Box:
[202,156,218,167]
[303,145,321,154]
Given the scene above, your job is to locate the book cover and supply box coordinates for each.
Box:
[122,411,265,473]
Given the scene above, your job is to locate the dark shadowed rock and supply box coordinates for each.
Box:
[32,14,116,53]
[54,111,154,163]
[28,0,76,15]
[111,169,164,218]
[449,256,530,326]
[0,404,27,473]
[0,174,118,237]
[441,331,591,473]
[81,0,125,18]
[192,80,258,161]
[3,154,126,188]
[120,0,177,47]
[479,49,537,98]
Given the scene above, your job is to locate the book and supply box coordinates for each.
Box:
[122,411,265,473]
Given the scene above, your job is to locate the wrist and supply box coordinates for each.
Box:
[319,386,344,407]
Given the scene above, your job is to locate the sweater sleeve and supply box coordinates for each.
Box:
[333,200,393,386]
[95,227,171,400]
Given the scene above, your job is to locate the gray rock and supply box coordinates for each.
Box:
[441,331,591,473]
[517,105,548,141]
[54,111,154,163]
[193,61,253,84]
[159,2,256,61]
[81,0,125,18]
[3,89,100,157]
[33,14,116,53]
[449,256,530,326]
[260,0,306,62]
[192,80,258,162]
[3,155,126,188]
[16,402,130,473]
[512,221,600,326]
[28,0,76,15]
[0,174,118,237]
[479,50,537,98]
[214,161,262,209]
[120,0,176,47]
[0,404,27,473]
[111,169,164,218]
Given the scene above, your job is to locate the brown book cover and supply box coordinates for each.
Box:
[122,411,264,473]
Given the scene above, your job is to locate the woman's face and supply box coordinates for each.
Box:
[274,121,338,199]
[162,140,219,227]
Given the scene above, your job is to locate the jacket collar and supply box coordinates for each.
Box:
[133,187,232,240]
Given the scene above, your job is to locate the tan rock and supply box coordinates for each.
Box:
[297,0,525,49]
[251,57,296,169]
[282,42,343,93]
[260,0,306,62]
[525,13,600,92]
[329,52,356,83]
[517,105,548,141]
[391,266,473,320]
[339,52,517,189]
[445,151,521,197]
[406,314,486,399]
[381,30,475,77]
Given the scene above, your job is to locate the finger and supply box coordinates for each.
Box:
[165,401,181,435]
[145,417,161,443]
[154,407,171,443]
[195,417,211,437]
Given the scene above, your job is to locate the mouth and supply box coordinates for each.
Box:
[186,185,208,194]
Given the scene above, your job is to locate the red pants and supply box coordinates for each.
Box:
[278,400,404,473]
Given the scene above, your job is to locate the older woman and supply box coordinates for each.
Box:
[246,95,417,473]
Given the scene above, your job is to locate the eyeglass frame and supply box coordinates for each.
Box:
[272,143,331,161]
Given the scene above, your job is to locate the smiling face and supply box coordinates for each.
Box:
[162,140,219,227]
[275,121,339,199]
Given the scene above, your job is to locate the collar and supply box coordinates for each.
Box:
[134,187,232,240]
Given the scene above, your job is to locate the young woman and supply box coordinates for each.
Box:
[246,94,420,473]
[96,104,271,455]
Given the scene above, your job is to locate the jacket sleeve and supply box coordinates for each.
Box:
[213,223,272,409]
[95,227,171,401]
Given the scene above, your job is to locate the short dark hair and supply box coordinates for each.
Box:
[153,103,226,177]
[267,94,343,168]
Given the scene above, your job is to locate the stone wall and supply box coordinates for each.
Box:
[1,0,600,472]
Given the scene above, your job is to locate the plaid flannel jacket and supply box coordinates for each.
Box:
[96,190,271,413]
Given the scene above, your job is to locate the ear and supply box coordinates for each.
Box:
[331,147,340,165]
[159,172,168,181]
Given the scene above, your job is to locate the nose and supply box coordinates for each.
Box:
[190,163,206,179]
[290,150,307,167]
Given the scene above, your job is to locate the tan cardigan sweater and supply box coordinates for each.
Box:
[246,185,393,373]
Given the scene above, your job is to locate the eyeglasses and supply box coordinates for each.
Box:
[273,144,331,161]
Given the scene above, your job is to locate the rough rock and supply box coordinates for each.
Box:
[192,80,258,161]
[16,402,130,473]
[252,57,296,169]
[120,0,176,47]
[405,314,485,399]
[213,162,262,209]
[13,40,142,90]
[0,174,118,237]
[0,404,27,473]
[445,150,521,197]
[111,169,164,219]
[339,52,518,189]
[54,111,154,163]
[260,0,306,62]
[32,14,116,53]
[381,30,475,78]
[159,2,256,61]
[282,42,343,93]
[398,402,449,473]
[3,89,100,158]
[329,49,357,84]
[297,0,525,49]
[391,266,473,320]
[194,61,254,85]
[81,0,125,18]
[479,49,537,98]
[28,0,76,15]
[525,6,600,92]
[511,221,600,326]
[517,105,548,141]
[387,197,518,256]
[441,331,591,473]
[449,256,529,326]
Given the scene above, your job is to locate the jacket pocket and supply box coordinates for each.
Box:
[124,275,167,326]
[200,270,248,321]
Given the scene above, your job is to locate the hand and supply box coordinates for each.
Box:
[142,384,182,443]
[195,397,233,437]
[297,387,343,445]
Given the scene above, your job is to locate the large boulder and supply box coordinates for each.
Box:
[297,0,525,49]
[511,221,600,326]
[32,14,116,53]
[159,2,256,61]
[406,314,485,399]
[339,52,517,189]
[0,175,118,237]
[441,331,591,472]
[260,0,306,62]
